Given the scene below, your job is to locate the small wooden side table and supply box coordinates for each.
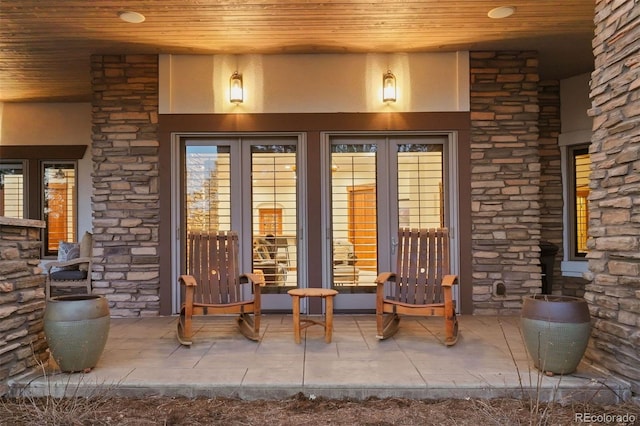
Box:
[287,288,338,343]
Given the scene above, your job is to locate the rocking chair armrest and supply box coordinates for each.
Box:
[375,272,396,284]
[179,274,198,287]
[442,274,458,287]
[45,257,92,273]
[241,273,266,287]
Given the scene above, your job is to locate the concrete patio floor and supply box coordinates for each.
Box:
[10,315,632,404]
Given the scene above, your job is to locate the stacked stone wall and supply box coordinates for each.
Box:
[538,80,565,294]
[0,218,47,395]
[91,55,160,317]
[586,0,640,394]
[469,51,542,314]
[563,276,588,298]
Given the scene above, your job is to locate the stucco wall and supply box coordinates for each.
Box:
[159,52,470,114]
[561,74,592,134]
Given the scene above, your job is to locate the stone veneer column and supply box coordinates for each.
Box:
[91,55,160,317]
[585,0,640,395]
[0,217,47,395]
[469,51,541,314]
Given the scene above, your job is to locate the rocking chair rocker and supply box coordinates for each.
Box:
[375,227,459,346]
[177,231,264,346]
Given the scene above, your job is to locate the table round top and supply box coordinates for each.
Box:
[287,288,338,297]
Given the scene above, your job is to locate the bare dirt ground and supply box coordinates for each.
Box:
[2,394,639,425]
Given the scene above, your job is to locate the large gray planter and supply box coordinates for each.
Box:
[521,295,591,375]
[44,295,110,373]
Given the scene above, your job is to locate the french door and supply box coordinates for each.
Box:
[174,134,304,312]
[326,134,457,311]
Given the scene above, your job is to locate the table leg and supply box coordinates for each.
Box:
[325,295,334,343]
[292,295,301,344]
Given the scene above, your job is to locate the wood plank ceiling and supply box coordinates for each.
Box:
[0,1,595,102]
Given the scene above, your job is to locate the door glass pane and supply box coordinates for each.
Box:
[251,145,297,293]
[331,144,378,292]
[43,163,76,255]
[185,146,231,233]
[0,163,24,219]
[397,144,444,228]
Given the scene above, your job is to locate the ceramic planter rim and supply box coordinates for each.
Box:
[522,295,590,323]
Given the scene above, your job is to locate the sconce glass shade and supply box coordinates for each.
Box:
[382,70,396,103]
[230,71,243,103]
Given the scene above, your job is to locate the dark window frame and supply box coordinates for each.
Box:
[568,145,590,260]
[0,145,87,257]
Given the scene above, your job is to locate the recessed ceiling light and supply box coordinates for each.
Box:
[488,6,516,19]
[119,11,146,24]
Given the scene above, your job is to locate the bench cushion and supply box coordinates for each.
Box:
[50,270,88,281]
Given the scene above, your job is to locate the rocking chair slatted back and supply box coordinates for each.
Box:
[187,231,242,305]
[376,227,458,345]
[178,230,262,345]
[395,228,450,305]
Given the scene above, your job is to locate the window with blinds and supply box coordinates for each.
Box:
[43,163,77,255]
[329,140,445,292]
[396,144,444,229]
[252,145,297,290]
[571,146,590,258]
[1,146,85,258]
[0,163,24,219]
[331,146,378,278]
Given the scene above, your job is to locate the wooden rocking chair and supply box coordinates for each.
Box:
[375,227,459,346]
[177,231,264,346]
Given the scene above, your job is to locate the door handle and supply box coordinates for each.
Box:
[391,237,398,255]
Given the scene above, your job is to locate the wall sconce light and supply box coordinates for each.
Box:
[229,71,243,104]
[382,70,396,103]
